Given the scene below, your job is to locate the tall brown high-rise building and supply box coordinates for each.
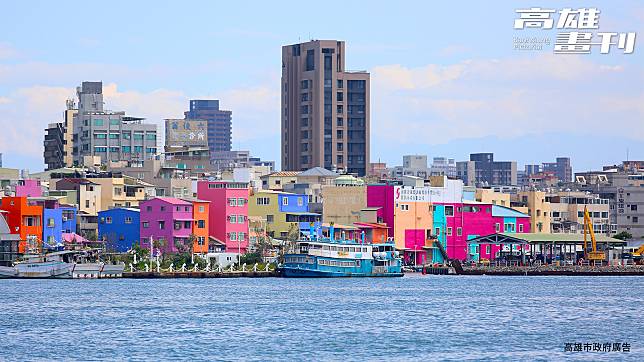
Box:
[281,40,369,176]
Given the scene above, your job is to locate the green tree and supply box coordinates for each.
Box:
[613,231,633,240]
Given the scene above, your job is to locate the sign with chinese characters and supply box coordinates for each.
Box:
[165,119,208,147]
[514,7,636,54]
[393,183,463,204]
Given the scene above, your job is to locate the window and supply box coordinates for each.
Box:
[457,227,462,236]
[337,79,343,88]
[95,133,107,139]
[519,224,524,232]
[146,206,152,212]
[146,133,156,141]
[146,147,156,153]
[134,133,144,140]
[85,200,90,208]
[125,217,132,224]
[267,215,274,223]
[634,216,639,223]
[485,245,491,254]
[238,232,245,240]
[336,130,343,139]
[122,146,131,153]
[134,146,143,153]
[495,223,500,232]
[228,198,237,206]
[631,205,638,211]
[109,133,119,139]
[160,206,165,212]
[197,237,205,245]
[237,215,245,223]
[197,220,205,228]
[301,79,309,89]
[229,215,236,224]
[158,221,165,230]
[282,197,288,206]
[578,211,584,218]
[337,105,343,114]
[237,198,245,206]
[199,206,205,213]
[601,212,608,218]
[106,217,112,224]
[297,197,303,206]
[122,132,131,140]
[447,227,453,236]
[337,117,343,126]
[143,222,149,228]
[435,227,440,236]
[337,92,343,102]
[445,205,454,217]
[47,218,55,227]
[94,119,104,126]
[400,204,409,211]
[229,232,237,241]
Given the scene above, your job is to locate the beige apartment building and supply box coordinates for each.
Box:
[511,190,552,233]
[281,40,370,176]
[321,185,367,225]
[546,191,613,235]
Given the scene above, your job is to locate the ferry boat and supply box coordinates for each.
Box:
[281,228,403,278]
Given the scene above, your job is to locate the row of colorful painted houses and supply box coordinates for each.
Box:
[0,174,534,264]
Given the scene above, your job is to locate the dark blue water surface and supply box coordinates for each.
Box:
[1,275,642,361]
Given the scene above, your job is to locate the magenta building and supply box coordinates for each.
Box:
[140,197,193,253]
[197,180,250,254]
[434,202,531,261]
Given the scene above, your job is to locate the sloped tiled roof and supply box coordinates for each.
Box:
[298,167,338,177]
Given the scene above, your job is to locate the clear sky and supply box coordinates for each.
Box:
[0,0,642,173]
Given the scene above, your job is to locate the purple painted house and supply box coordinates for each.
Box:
[140,197,194,254]
[15,180,43,198]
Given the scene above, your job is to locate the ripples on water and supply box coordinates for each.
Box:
[1,276,642,361]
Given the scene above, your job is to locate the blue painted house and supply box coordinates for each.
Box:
[98,208,140,252]
[43,208,63,249]
[60,206,77,234]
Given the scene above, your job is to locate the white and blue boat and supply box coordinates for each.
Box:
[281,225,403,278]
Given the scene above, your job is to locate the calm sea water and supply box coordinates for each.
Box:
[1,275,642,361]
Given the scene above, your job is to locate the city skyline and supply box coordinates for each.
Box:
[1,0,643,173]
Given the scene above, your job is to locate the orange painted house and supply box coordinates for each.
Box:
[0,197,43,253]
[190,199,210,254]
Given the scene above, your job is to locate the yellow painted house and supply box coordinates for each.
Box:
[249,190,320,239]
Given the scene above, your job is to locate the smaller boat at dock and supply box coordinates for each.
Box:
[0,250,124,279]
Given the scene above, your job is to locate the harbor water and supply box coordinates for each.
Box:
[1,275,642,361]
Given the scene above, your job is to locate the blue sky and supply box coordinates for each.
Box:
[0,0,642,173]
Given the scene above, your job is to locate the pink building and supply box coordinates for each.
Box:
[197,181,250,254]
[140,197,193,254]
[15,180,43,198]
[434,202,531,261]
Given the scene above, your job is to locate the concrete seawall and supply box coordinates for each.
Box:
[123,271,280,278]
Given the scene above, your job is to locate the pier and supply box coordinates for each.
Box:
[124,270,280,278]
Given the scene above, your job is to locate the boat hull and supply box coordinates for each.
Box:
[281,267,403,278]
[0,262,74,278]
